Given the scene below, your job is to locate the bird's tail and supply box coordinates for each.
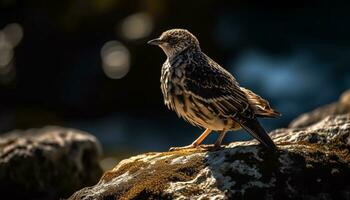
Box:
[238,118,277,151]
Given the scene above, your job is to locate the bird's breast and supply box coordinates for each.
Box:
[161,61,185,100]
[160,60,231,130]
[160,60,187,111]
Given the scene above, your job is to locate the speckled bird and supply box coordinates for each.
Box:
[148,29,280,151]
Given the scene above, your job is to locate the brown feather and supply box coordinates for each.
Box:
[240,87,281,118]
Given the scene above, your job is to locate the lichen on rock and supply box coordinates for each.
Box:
[69,115,350,200]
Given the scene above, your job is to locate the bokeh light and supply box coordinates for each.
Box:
[3,23,23,47]
[0,23,23,84]
[120,12,153,40]
[0,32,14,67]
[101,40,130,79]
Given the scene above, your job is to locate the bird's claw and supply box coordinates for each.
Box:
[169,144,197,151]
[169,144,224,152]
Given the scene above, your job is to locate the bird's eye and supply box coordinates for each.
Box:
[167,38,177,45]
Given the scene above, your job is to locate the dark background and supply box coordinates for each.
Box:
[0,0,349,163]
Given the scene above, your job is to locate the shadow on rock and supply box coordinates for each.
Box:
[68,114,350,200]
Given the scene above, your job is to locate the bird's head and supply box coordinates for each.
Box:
[148,29,200,58]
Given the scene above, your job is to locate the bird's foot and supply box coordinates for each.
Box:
[169,144,224,152]
[169,144,199,151]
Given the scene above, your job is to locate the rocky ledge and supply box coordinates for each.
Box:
[69,114,350,200]
[0,126,103,200]
[290,89,350,128]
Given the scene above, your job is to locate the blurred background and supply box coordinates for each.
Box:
[0,0,349,167]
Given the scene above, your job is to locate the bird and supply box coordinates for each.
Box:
[148,29,280,151]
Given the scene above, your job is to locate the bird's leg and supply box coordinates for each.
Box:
[169,128,212,151]
[191,128,212,147]
[213,131,227,150]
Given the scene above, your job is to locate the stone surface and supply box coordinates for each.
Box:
[69,115,350,200]
[290,89,350,128]
[0,126,103,200]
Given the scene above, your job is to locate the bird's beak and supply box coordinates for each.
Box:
[147,38,164,45]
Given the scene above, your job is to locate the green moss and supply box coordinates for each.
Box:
[101,160,148,182]
[98,150,206,200]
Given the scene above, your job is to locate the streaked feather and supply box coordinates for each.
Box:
[182,52,255,119]
[157,29,280,150]
[240,87,281,118]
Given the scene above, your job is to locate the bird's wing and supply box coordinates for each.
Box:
[240,87,281,118]
[182,55,255,119]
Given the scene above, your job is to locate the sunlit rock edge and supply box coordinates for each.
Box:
[68,114,350,200]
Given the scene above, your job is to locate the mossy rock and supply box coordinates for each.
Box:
[69,115,350,200]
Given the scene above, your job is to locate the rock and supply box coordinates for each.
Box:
[290,89,350,128]
[68,115,350,200]
[0,126,103,200]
